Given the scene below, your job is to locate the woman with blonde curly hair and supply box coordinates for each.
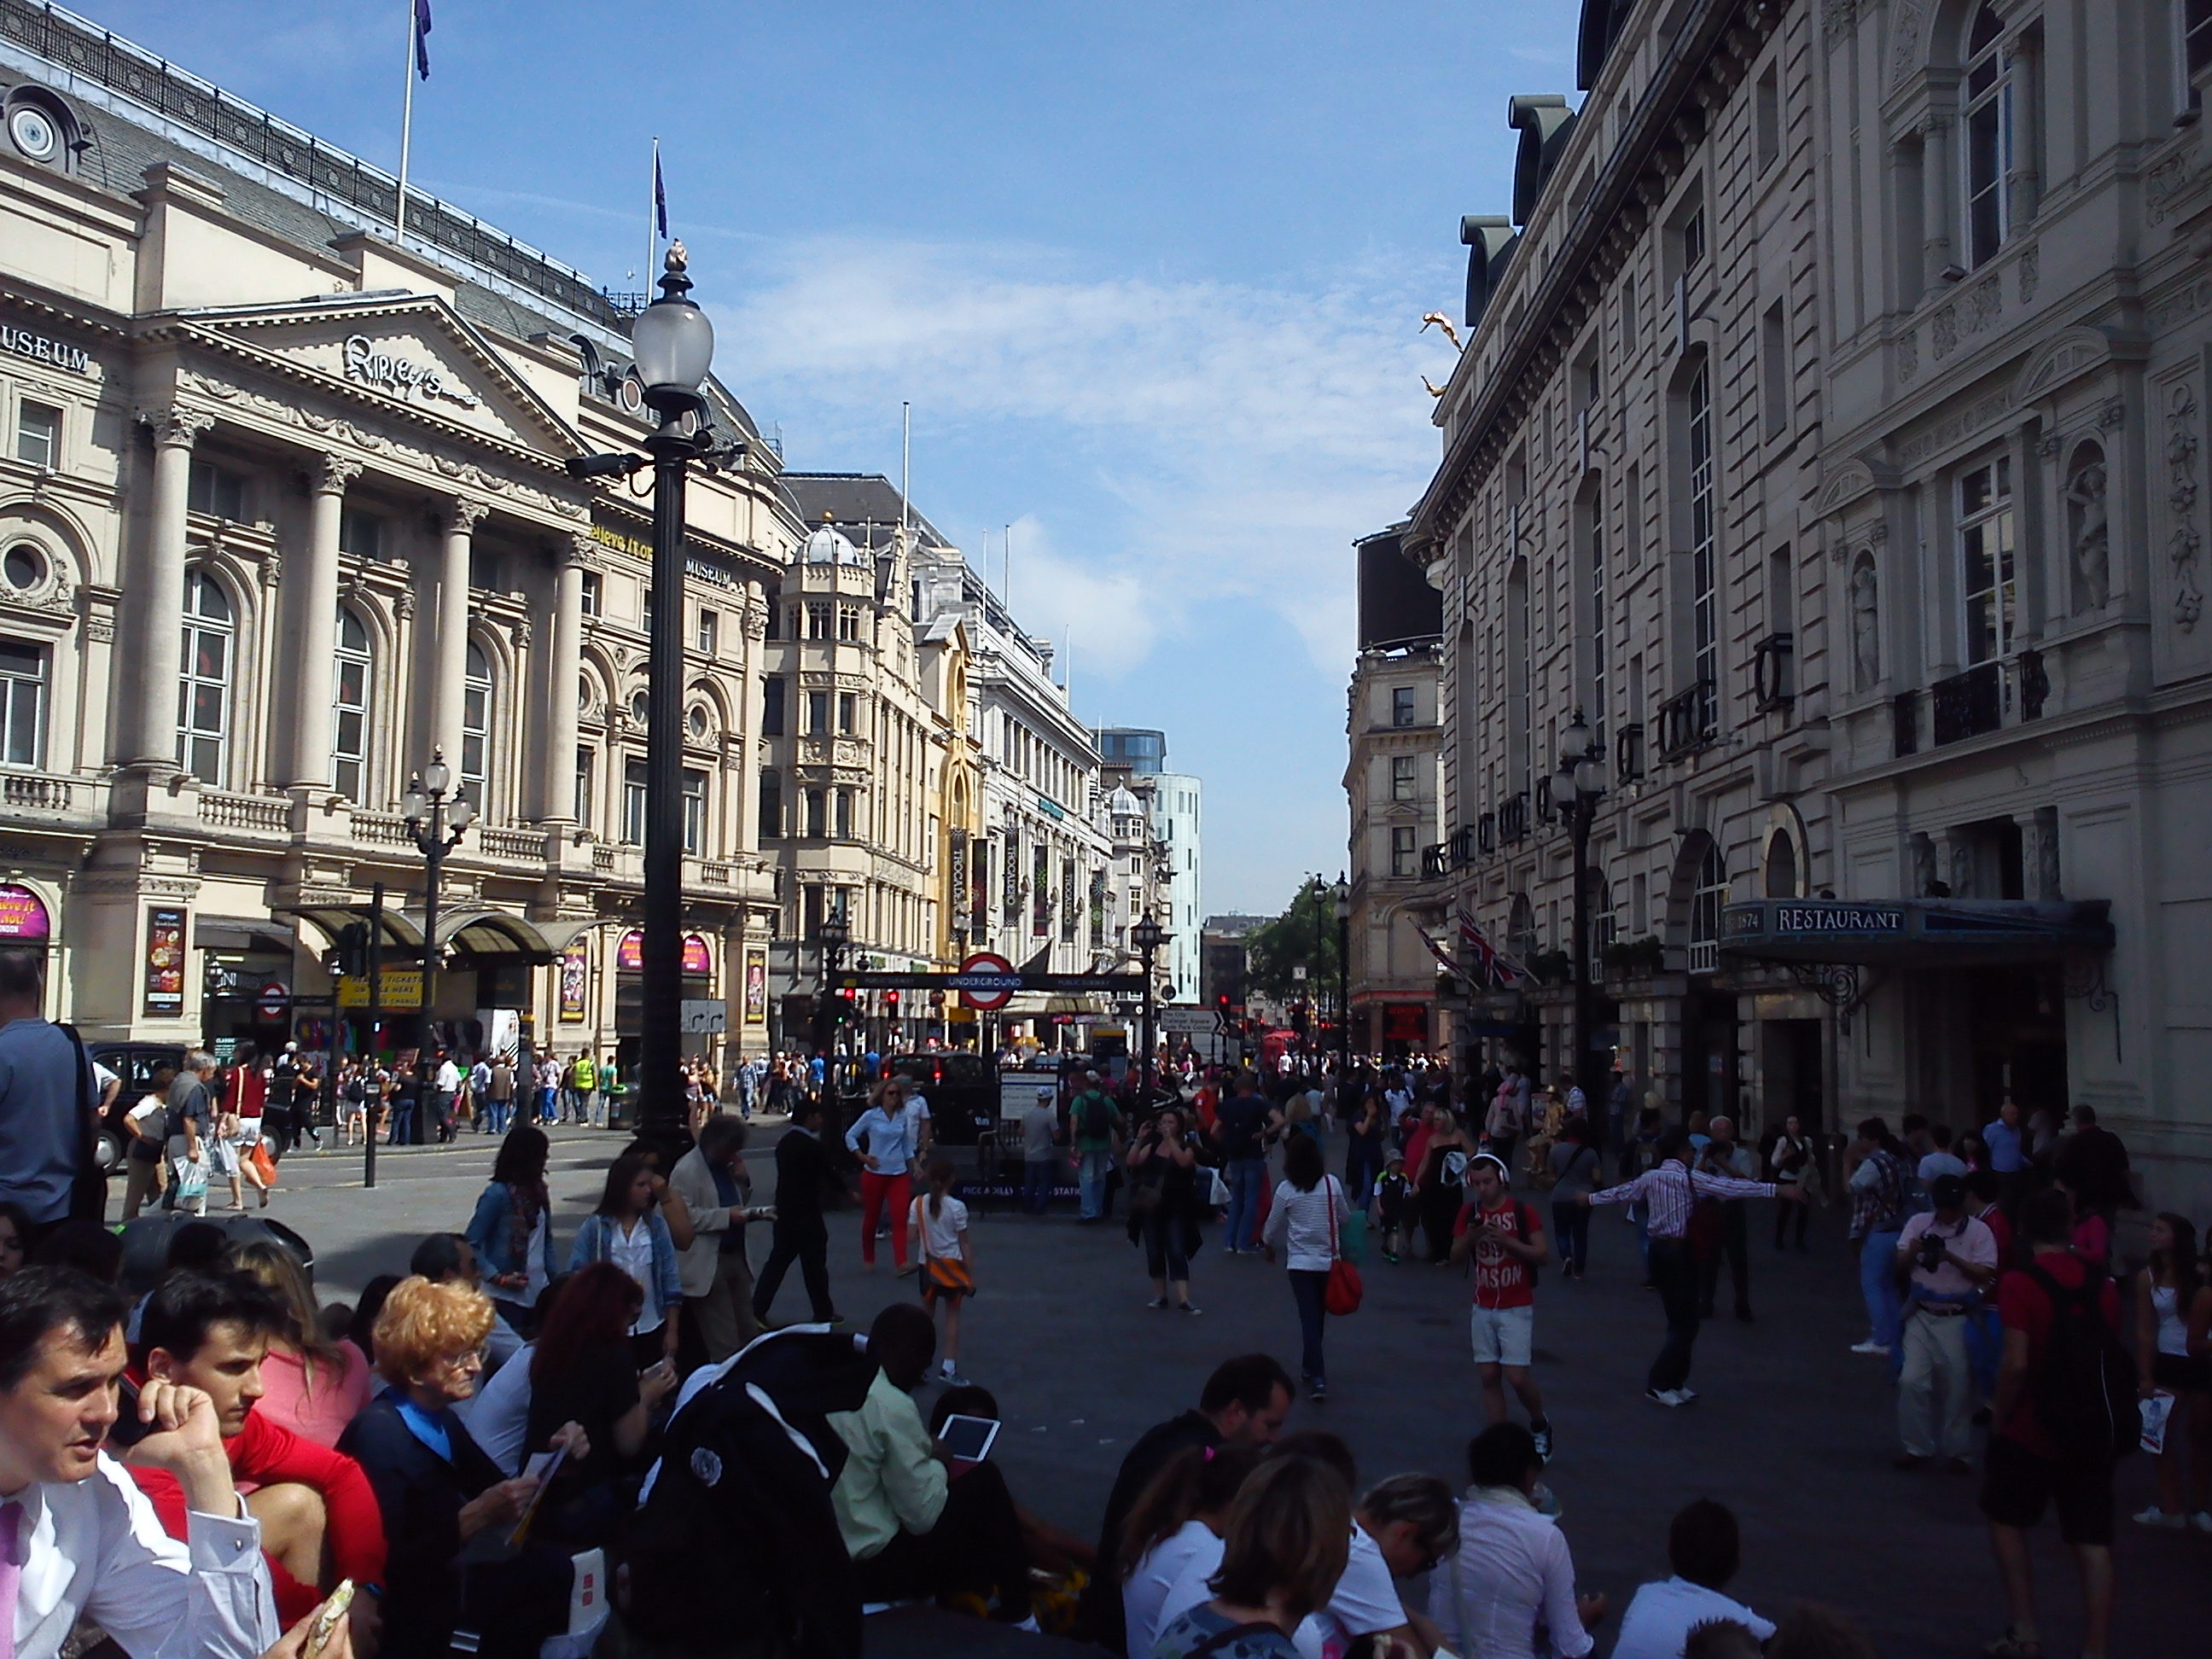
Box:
[338,1277,587,1657]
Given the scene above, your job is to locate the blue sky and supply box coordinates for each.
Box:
[90,0,1583,913]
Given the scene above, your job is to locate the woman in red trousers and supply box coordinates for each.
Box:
[845,1079,915,1269]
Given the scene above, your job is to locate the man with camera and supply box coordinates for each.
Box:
[1892,1172,2000,1473]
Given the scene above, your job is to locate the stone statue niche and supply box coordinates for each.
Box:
[2064,441,2110,612]
[1849,552,1881,691]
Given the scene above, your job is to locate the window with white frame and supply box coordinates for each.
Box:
[682,769,707,854]
[1689,841,1727,975]
[622,758,648,845]
[1963,4,2011,269]
[1389,754,1417,801]
[331,608,372,799]
[15,400,60,469]
[1686,358,1718,695]
[2189,0,2212,86]
[175,569,232,785]
[1391,686,1416,727]
[1959,457,2017,667]
[1389,825,1417,877]
[0,638,47,767]
[461,642,493,809]
[574,746,594,826]
[186,460,246,521]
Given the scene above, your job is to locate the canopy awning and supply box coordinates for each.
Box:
[421,907,559,964]
[194,916,296,957]
[1720,899,2113,969]
[280,905,426,954]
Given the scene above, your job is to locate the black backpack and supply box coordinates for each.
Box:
[2023,1263,2140,1460]
[1081,1091,1112,1139]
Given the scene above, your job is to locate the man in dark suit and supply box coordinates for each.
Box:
[753,1097,841,1327]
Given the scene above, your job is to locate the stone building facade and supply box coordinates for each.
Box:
[1408,0,2207,1214]
[0,5,793,1071]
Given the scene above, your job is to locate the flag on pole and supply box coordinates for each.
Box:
[1415,927,1470,986]
[1457,908,1529,988]
[653,148,667,239]
[413,0,433,79]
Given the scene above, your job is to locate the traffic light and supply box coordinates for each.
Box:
[884,989,901,1011]
[834,987,859,1024]
[334,922,369,977]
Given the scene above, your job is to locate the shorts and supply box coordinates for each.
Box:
[2152,1351,2212,1394]
[1470,1302,1534,1368]
[1978,1433,2114,1546]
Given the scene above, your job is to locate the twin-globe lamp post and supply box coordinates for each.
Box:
[1553,708,1608,1138]
[568,244,719,1154]
[1131,911,1165,1106]
[400,751,472,1138]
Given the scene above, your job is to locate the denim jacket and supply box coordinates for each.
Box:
[463,1180,557,1289]
[568,1208,684,1323]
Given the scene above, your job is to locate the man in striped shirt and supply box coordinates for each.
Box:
[1583,1129,1806,1406]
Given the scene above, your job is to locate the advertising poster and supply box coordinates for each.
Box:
[681,933,713,976]
[559,942,589,1022]
[0,884,51,940]
[616,928,644,971]
[143,906,185,1016]
[743,947,767,1024]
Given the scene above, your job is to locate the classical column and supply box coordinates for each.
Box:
[2004,41,2040,228]
[1919,114,1954,284]
[291,455,361,790]
[428,498,486,773]
[544,533,588,824]
[130,406,214,771]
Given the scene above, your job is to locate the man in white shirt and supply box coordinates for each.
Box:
[468,1057,493,1134]
[0,1266,278,1659]
[1892,1173,1999,1472]
[1610,1499,1775,1659]
[429,1050,462,1144]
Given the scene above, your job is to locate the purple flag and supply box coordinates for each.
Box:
[414,0,433,79]
[654,149,667,239]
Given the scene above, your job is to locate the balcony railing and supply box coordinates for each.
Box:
[1892,691,1920,758]
[1751,632,1795,712]
[1476,811,1495,856]
[1614,721,1645,783]
[198,789,288,833]
[2019,649,2049,721]
[351,811,412,847]
[474,825,547,863]
[1497,791,1531,845]
[0,771,77,812]
[1932,661,2003,745]
[1421,842,1448,879]
[1656,678,1718,760]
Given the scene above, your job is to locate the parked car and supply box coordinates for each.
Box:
[89,1042,187,1173]
[884,1051,998,1144]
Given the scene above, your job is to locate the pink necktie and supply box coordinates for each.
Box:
[0,1499,24,1659]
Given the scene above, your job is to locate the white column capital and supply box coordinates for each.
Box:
[446,497,491,536]
[136,405,214,448]
[559,531,596,569]
[313,455,364,496]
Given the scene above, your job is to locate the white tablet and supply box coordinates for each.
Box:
[938,1412,1001,1462]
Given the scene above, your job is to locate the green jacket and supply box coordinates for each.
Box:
[1071,1090,1122,1152]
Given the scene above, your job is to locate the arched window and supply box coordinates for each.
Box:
[176,569,233,785]
[1963,4,2011,268]
[1689,841,1728,974]
[461,641,492,809]
[1764,830,1799,899]
[331,608,372,800]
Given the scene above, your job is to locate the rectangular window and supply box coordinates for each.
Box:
[806,602,832,640]
[1965,35,2011,267]
[804,788,826,839]
[332,646,370,800]
[15,401,60,469]
[696,608,719,655]
[579,571,602,616]
[1620,271,1639,348]
[1761,301,1789,439]
[1391,686,1416,727]
[1675,200,1707,275]
[1755,61,1781,171]
[186,459,246,521]
[806,690,830,735]
[834,788,853,841]
[1390,826,1417,877]
[836,605,861,642]
[0,639,47,767]
[573,747,593,825]
[2191,0,2212,80]
[1959,457,2017,667]
[758,769,783,840]
[837,692,857,735]
[761,677,786,736]
[682,769,707,854]
[761,590,779,637]
[1589,492,1609,731]
[468,548,503,592]
[1390,755,1417,801]
[1687,359,1718,696]
[621,759,648,846]
[339,508,383,561]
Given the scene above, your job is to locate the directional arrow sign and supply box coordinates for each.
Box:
[1157,1007,1222,1035]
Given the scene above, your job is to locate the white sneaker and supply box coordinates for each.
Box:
[2133,1505,2190,1529]
[1849,1340,1891,1356]
[1674,1388,1699,1404]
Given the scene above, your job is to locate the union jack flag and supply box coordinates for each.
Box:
[1458,908,1528,989]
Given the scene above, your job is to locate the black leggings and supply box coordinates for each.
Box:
[853,1459,1032,1620]
[1773,1192,1808,1248]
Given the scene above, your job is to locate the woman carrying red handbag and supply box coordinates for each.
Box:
[1263,1132,1352,1403]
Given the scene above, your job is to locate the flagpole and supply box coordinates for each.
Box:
[396,0,418,242]
[643,137,660,300]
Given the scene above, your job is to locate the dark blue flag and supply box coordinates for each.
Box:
[414,0,433,80]
[654,148,667,239]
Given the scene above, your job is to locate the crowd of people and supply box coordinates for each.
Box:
[0,920,2205,1658]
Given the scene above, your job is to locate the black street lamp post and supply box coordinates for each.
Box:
[568,244,720,1159]
[811,913,849,1094]
[400,752,473,1139]
[1333,874,1351,1075]
[1132,911,1165,1108]
[1553,709,1608,1143]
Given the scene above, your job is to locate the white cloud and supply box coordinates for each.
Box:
[715,235,1455,678]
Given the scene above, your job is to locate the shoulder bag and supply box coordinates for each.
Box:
[1324,1179,1364,1316]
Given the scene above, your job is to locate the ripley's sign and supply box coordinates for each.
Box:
[342,335,480,409]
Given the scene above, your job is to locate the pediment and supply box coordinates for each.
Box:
[182,295,585,456]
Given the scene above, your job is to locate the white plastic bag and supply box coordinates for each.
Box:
[2140,1389,2175,1456]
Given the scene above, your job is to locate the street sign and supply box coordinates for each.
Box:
[959,951,1017,1011]
[679,998,727,1034]
[1158,1007,1222,1035]
[255,981,291,1020]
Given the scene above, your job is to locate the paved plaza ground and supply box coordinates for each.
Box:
[200,1126,2202,1657]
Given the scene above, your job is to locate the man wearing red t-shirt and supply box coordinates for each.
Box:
[1451,1151,1554,1462]
[1980,1189,2122,1659]
[127,1269,385,1645]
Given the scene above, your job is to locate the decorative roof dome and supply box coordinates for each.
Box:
[803,521,859,565]
[1106,784,1144,816]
